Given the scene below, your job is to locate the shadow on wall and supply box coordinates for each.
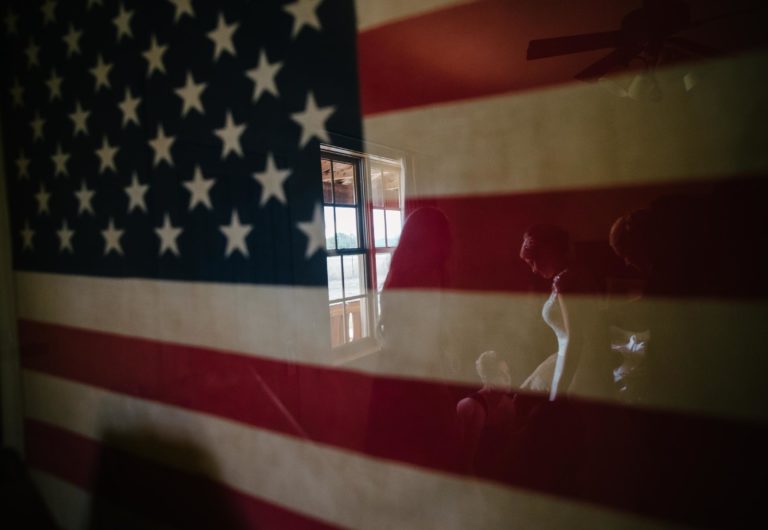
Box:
[0,447,57,529]
[88,429,246,530]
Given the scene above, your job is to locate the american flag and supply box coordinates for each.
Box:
[3,0,768,529]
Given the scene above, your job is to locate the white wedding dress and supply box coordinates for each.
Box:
[520,291,566,399]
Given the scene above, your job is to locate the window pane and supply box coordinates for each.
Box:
[333,162,356,205]
[327,256,343,300]
[321,158,333,203]
[335,207,359,249]
[343,254,365,297]
[375,252,392,292]
[324,206,336,250]
[385,210,402,247]
[383,166,401,209]
[329,302,345,348]
[370,164,384,208]
[345,297,368,342]
[373,208,386,248]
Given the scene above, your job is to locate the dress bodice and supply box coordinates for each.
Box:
[542,291,568,355]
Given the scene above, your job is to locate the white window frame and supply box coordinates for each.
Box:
[320,144,406,361]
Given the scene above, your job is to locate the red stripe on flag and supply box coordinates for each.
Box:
[21,320,768,527]
[399,176,768,296]
[357,0,767,115]
[25,419,339,530]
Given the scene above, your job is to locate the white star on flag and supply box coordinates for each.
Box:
[220,210,252,257]
[284,0,324,38]
[96,136,119,173]
[25,40,40,68]
[62,24,83,57]
[51,144,70,177]
[75,181,95,215]
[175,72,207,116]
[291,91,335,148]
[246,51,282,102]
[101,218,124,255]
[124,173,149,212]
[253,153,290,206]
[298,203,326,258]
[16,151,30,180]
[21,221,35,251]
[10,78,24,107]
[149,125,176,166]
[90,55,113,91]
[40,0,57,25]
[57,219,75,253]
[45,69,63,101]
[169,0,195,22]
[155,213,183,256]
[35,184,51,215]
[143,35,168,76]
[30,112,45,142]
[118,88,141,127]
[113,3,134,41]
[69,102,90,136]
[207,14,238,61]
[183,165,215,210]
[214,111,246,159]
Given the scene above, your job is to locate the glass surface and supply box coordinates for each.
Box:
[321,158,333,203]
[343,254,365,297]
[328,302,344,348]
[324,206,336,250]
[370,164,384,208]
[345,297,368,342]
[385,210,402,247]
[332,162,356,205]
[373,208,386,248]
[375,252,392,292]
[326,256,342,300]
[383,166,401,209]
[335,207,359,249]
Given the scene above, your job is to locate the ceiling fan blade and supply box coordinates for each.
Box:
[575,46,640,80]
[527,31,623,60]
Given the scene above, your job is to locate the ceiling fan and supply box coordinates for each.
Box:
[526,0,737,81]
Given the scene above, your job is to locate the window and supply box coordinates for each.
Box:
[321,146,403,351]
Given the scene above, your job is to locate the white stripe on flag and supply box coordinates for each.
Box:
[23,371,681,530]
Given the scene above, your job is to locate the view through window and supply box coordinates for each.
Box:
[321,147,403,349]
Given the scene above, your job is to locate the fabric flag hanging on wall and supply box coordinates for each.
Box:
[2,0,768,529]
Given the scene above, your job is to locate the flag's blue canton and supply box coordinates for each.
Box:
[1,0,362,286]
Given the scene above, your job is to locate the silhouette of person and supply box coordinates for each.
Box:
[377,206,454,377]
[456,351,517,474]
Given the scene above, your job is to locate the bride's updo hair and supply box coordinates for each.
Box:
[521,224,570,262]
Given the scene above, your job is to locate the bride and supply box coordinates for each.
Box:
[518,225,613,401]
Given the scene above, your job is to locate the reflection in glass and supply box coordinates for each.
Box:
[329,302,344,348]
[375,252,392,292]
[333,162,356,205]
[370,165,384,207]
[343,254,364,297]
[321,159,333,203]
[335,207,359,249]
[383,167,401,209]
[345,297,368,343]
[324,206,336,250]
[326,256,342,300]
[373,208,386,248]
[385,210,402,246]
